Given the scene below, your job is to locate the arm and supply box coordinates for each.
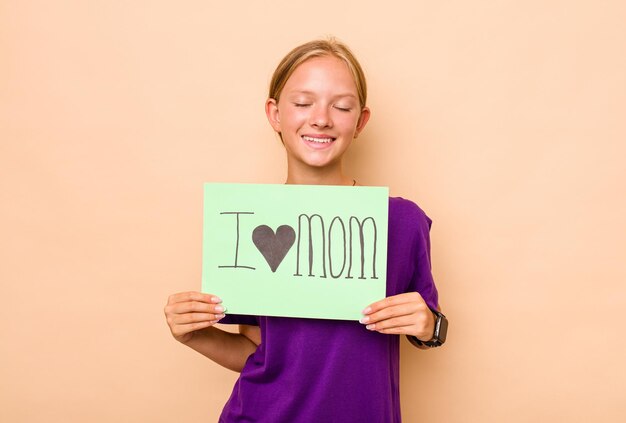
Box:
[164,292,260,372]
[181,325,259,372]
[362,202,443,348]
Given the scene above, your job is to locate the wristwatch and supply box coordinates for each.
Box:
[408,309,448,348]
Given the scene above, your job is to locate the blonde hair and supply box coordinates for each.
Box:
[269,38,367,109]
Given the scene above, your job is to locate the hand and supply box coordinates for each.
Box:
[164,292,225,344]
[360,292,435,340]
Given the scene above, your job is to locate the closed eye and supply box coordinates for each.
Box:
[334,105,352,112]
[293,103,311,107]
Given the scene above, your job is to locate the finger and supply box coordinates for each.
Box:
[167,292,222,306]
[366,311,435,339]
[360,303,418,325]
[362,292,423,315]
[168,301,226,315]
[366,315,415,331]
[171,312,225,325]
[376,324,416,335]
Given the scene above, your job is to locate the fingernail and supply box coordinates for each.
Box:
[216,313,225,319]
[359,316,370,324]
[366,324,375,330]
[211,296,222,303]
[362,307,371,315]
[215,305,224,312]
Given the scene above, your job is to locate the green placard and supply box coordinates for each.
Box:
[201,183,388,321]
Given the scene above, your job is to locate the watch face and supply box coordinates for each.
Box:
[435,314,448,343]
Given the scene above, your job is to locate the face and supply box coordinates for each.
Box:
[266,55,370,171]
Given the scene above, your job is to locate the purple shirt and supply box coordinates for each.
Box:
[218,197,439,423]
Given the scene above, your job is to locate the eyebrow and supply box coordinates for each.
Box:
[288,90,357,100]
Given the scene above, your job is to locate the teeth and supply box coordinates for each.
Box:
[303,136,334,143]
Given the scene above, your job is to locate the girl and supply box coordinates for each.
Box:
[164,38,444,422]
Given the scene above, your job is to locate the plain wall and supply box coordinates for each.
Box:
[1,1,625,421]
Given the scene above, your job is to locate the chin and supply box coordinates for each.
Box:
[302,156,342,169]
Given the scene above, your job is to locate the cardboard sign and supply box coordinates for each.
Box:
[201,183,388,320]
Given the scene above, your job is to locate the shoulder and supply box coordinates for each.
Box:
[388,196,432,231]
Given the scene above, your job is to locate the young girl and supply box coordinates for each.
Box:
[164,38,444,422]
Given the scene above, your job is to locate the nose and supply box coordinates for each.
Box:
[310,105,332,128]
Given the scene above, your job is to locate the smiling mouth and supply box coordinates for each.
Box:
[302,135,336,144]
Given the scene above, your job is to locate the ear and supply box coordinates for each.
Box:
[265,98,282,133]
[353,106,371,139]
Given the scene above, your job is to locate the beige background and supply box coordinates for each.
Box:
[1,1,625,422]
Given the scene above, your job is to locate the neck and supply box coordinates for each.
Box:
[285,159,354,186]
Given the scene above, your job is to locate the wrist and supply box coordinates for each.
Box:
[415,309,437,341]
[408,308,448,348]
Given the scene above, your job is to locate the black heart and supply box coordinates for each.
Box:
[252,225,296,272]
